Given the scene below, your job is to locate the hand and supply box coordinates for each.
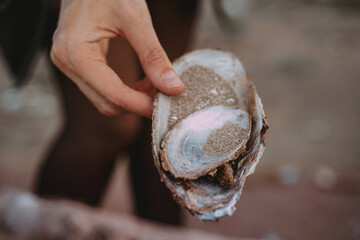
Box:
[50,0,184,118]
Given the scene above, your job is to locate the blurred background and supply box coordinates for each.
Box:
[0,0,359,239]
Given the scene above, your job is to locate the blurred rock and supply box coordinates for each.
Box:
[313,166,337,189]
[261,232,282,240]
[303,119,331,142]
[277,165,301,186]
[0,191,39,236]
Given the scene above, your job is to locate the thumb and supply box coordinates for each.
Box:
[125,23,184,95]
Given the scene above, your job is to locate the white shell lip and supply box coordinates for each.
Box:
[151,49,268,220]
[160,106,251,180]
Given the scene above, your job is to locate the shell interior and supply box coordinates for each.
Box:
[160,106,251,180]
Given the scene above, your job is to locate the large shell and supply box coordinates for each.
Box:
[152,49,268,220]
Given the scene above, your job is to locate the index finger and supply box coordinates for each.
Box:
[70,43,154,118]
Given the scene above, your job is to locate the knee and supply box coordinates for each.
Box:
[63,113,142,149]
[108,113,143,146]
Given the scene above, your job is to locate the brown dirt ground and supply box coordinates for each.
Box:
[1,0,360,239]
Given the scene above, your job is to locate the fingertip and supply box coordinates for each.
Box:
[141,100,154,119]
[158,69,185,95]
[161,69,182,87]
[145,108,153,119]
[165,83,185,95]
[135,93,154,119]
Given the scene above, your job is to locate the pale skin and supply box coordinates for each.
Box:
[51,0,185,118]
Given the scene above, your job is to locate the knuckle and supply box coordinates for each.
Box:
[99,104,119,117]
[50,32,69,66]
[49,48,58,66]
[52,31,83,68]
[99,95,125,117]
[143,43,165,66]
[110,95,125,110]
[50,42,65,65]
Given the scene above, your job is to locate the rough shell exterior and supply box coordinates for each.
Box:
[151,49,268,220]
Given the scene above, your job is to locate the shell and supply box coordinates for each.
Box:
[151,49,268,220]
[160,106,251,180]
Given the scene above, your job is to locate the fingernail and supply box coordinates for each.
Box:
[161,70,183,88]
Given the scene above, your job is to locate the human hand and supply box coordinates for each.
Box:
[50,0,184,118]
